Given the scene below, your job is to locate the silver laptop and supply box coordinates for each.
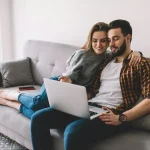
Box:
[44,78,108,120]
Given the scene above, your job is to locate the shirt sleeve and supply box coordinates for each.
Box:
[140,58,150,98]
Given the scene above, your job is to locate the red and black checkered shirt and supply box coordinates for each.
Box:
[91,57,150,114]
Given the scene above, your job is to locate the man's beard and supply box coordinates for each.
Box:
[111,40,126,57]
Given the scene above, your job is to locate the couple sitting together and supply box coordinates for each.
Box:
[0,19,150,150]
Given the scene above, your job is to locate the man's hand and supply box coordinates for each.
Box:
[99,107,121,126]
[58,76,72,83]
[128,51,141,66]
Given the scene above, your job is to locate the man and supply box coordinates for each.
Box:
[93,19,150,126]
[30,19,150,150]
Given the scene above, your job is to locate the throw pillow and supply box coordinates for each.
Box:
[1,57,35,87]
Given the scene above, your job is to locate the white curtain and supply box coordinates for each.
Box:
[0,22,3,61]
[0,0,13,61]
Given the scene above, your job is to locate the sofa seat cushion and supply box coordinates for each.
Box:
[0,85,41,95]
[0,106,31,140]
[93,129,150,150]
[50,128,150,150]
[0,85,41,141]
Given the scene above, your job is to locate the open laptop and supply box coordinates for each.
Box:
[44,78,108,120]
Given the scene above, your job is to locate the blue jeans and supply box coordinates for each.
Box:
[31,107,126,150]
[19,76,60,119]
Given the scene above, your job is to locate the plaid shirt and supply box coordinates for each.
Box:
[91,56,150,114]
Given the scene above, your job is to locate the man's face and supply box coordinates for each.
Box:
[92,31,108,55]
[108,28,127,57]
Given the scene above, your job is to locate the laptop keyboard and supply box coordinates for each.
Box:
[88,102,102,108]
[89,111,98,116]
[88,102,103,117]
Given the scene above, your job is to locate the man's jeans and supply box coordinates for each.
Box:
[19,76,60,119]
[31,107,126,150]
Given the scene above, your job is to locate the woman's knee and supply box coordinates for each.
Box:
[31,95,48,111]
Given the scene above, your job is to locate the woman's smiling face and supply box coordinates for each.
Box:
[92,31,108,55]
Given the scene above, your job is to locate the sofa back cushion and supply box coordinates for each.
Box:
[23,40,80,85]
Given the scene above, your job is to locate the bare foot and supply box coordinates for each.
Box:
[0,97,20,110]
[0,97,8,106]
[0,90,20,101]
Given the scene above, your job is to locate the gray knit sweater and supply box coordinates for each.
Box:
[63,49,112,90]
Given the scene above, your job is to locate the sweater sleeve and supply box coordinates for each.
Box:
[66,51,77,67]
[64,50,86,84]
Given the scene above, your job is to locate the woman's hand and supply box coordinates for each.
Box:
[58,76,72,83]
[128,51,141,66]
[99,107,121,126]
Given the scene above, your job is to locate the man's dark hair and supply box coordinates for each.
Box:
[109,19,132,41]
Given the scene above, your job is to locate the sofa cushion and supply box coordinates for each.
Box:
[130,113,150,131]
[23,40,80,85]
[129,96,150,131]
[1,57,35,87]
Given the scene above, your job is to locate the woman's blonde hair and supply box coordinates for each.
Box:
[82,22,109,50]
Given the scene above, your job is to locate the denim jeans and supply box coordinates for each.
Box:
[19,76,60,119]
[31,107,125,150]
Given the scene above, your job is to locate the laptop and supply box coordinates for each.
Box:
[44,78,108,120]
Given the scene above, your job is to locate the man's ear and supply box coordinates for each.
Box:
[126,34,131,43]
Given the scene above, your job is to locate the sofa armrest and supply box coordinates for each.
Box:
[129,95,150,131]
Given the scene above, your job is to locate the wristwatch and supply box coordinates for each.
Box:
[119,113,127,123]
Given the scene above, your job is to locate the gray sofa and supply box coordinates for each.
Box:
[0,40,150,150]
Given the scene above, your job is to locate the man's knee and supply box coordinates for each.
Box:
[64,120,85,150]
[64,124,78,150]
[31,111,42,127]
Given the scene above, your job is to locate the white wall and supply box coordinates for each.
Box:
[12,0,150,59]
[0,0,13,61]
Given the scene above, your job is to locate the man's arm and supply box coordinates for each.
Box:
[100,98,150,126]
[123,98,150,121]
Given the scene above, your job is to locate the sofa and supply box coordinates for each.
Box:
[0,39,150,150]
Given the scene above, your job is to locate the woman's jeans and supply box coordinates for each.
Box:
[19,76,60,119]
[31,107,126,150]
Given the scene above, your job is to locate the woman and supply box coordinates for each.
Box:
[0,22,141,119]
